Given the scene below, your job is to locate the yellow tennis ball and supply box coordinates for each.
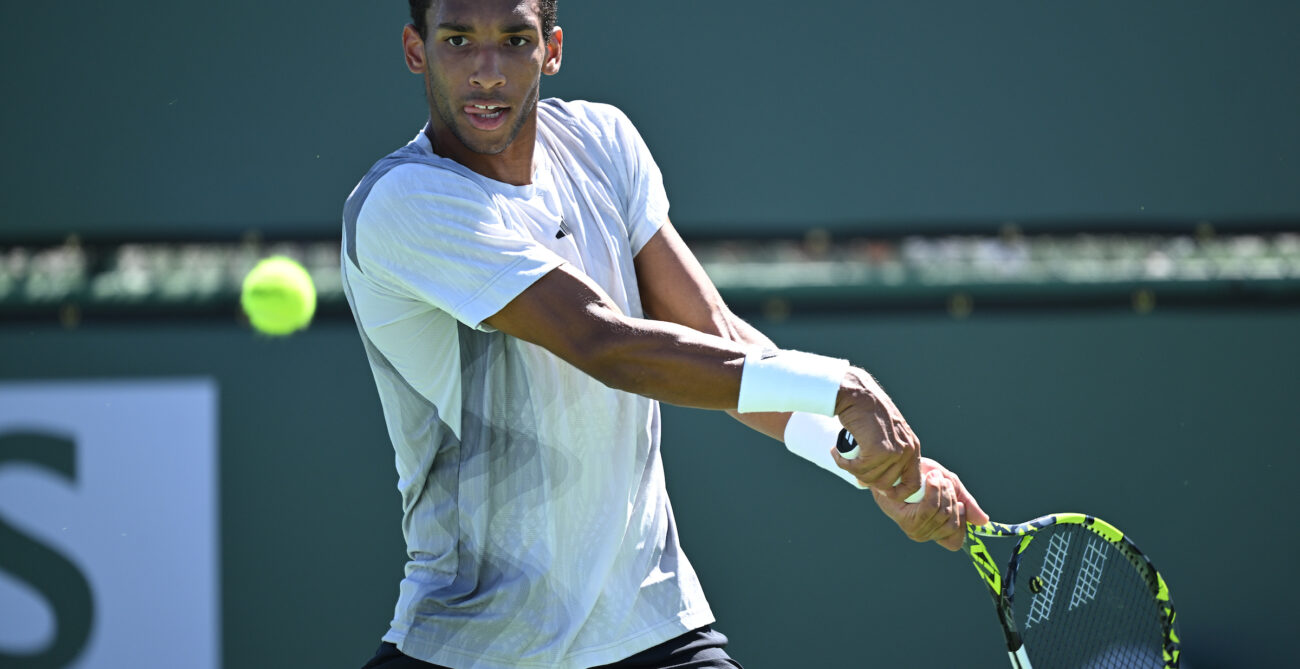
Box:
[240,256,317,336]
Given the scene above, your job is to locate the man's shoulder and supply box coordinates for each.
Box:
[370,138,482,190]
[539,98,634,135]
[343,137,493,244]
[348,142,487,212]
[371,157,484,201]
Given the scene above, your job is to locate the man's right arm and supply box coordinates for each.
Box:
[629,223,924,500]
[482,260,921,498]
[483,262,752,410]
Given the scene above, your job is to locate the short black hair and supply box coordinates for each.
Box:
[409,0,558,41]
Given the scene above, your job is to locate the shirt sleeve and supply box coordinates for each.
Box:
[353,164,566,330]
[606,107,670,255]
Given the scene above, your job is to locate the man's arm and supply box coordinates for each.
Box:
[631,222,790,440]
[482,224,917,497]
[629,223,988,550]
[483,261,751,409]
[632,223,919,486]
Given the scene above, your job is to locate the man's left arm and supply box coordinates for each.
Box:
[632,221,789,440]
[632,222,989,550]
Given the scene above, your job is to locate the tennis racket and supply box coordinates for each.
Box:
[836,435,1181,668]
[963,515,1181,668]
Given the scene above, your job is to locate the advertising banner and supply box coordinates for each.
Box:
[0,379,220,668]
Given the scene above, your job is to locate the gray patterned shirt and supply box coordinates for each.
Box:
[341,99,713,668]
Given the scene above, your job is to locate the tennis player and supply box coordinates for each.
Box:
[342,1,988,667]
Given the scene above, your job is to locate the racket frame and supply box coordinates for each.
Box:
[963,513,1181,668]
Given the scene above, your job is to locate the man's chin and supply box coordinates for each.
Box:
[455,126,520,156]
[466,139,509,155]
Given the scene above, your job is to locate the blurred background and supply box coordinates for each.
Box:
[1,1,1297,667]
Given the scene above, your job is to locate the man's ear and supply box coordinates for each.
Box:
[403,24,427,74]
[543,27,563,76]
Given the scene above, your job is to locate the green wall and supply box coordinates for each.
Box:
[2,308,1296,667]
[3,3,1297,664]
[3,1,1298,241]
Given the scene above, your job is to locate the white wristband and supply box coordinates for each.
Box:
[737,349,848,416]
[783,412,866,489]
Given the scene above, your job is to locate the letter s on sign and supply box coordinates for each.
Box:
[0,431,95,668]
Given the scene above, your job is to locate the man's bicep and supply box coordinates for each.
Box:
[634,222,773,348]
[635,222,789,440]
[634,222,731,332]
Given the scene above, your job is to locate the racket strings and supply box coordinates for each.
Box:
[1009,524,1167,668]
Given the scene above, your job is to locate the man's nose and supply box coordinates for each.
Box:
[470,50,506,90]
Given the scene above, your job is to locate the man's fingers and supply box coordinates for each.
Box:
[847,456,898,484]
[833,448,908,494]
[864,461,909,498]
[829,444,891,478]
[890,472,944,542]
[949,471,989,526]
[885,418,921,459]
[936,515,965,550]
[933,501,966,551]
[918,474,956,539]
[889,459,924,502]
[871,458,985,552]
[858,451,922,501]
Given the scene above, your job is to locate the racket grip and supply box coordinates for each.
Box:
[836,429,927,504]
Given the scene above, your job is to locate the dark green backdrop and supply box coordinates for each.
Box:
[2,308,1296,667]
[2,1,1298,240]
[3,1,1298,667]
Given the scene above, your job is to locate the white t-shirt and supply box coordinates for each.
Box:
[341,99,713,669]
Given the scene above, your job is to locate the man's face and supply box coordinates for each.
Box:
[414,0,559,156]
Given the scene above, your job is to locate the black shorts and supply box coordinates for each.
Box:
[360,625,744,669]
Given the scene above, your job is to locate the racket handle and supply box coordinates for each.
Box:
[836,429,927,503]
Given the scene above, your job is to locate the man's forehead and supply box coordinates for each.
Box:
[431,0,541,29]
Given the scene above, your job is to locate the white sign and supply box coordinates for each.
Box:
[0,379,220,669]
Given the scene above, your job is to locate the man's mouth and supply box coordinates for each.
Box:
[464,103,510,130]
[470,104,505,119]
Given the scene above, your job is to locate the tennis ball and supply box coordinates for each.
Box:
[240,256,317,336]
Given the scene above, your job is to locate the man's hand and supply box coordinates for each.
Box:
[830,367,923,501]
[871,458,990,551]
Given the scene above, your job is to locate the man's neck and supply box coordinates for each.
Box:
[425,119,538,187]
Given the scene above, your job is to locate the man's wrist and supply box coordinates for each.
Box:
[783,412,866,488]
[834,367,879,416]
[737,348,848,416]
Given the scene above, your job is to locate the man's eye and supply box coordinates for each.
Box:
[508,36,530,47]
[446,36,468,47]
